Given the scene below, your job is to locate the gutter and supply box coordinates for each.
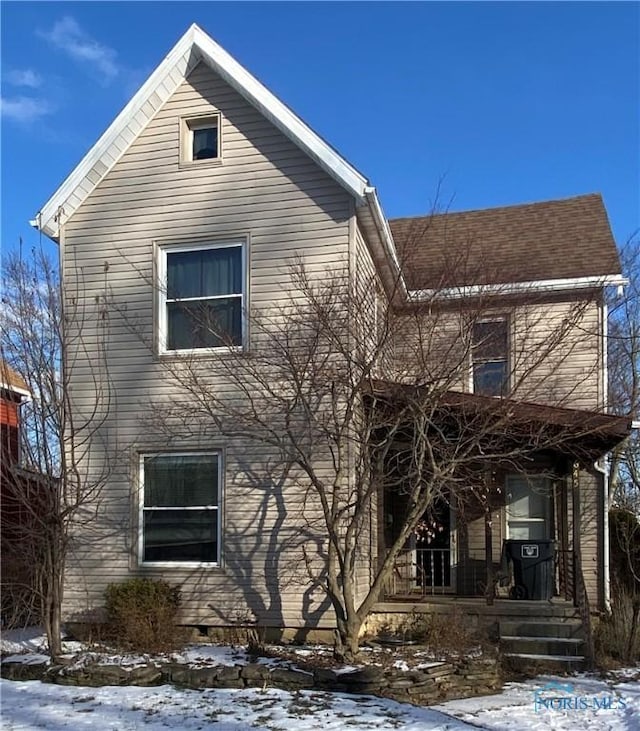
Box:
[409,274,629,301]
[363,187,407,297]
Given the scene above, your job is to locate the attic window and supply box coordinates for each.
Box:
[182,115,220,163]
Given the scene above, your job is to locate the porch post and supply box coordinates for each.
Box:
[484,469,494,606]
[572,464,581,607]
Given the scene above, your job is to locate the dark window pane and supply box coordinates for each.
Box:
[167,250,201,299]
[201,247,242,296]
[167,247,242,300]
[473,361,508,396]
[167,298,242,350]
[193,127,217,159]
[472,320,508,360]
[144,509,217,562]
[144,454,218,507]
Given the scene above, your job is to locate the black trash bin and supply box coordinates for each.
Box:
[503,539,555,600]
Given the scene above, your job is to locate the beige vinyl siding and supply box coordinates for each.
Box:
[392,297,603,409]
[565,468,603,610]
[350,226,384,607]
[61,60,353,629]
[510,298,602,410]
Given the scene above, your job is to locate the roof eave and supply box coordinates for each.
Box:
[408,274,628,301]
[31,23,369,238]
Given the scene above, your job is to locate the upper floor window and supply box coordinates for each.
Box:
[140,452,221,566]
[159,240,246,353]
[181,114,220,163]
[471,318,509,396]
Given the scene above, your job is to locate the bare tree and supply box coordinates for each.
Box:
[0,243,113,659]
[609,237,640,503]
[607,235,640,659]
[119,227,618,658]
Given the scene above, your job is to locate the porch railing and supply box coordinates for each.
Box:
[386,546,575,601]
[388,548,451,596]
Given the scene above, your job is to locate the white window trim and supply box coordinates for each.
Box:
[157,238,247,355]
[505,475,552,540]
[180,113,222,165]
[138,451,223,568]
[469,316,510,395]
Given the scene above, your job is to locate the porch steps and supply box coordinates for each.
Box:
[499,619,585,668]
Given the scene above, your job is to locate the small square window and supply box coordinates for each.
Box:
[182,115,220,163]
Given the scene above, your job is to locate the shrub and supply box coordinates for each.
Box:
[595,585,640,666]
[395,608,483,657]
[104,578,183,653]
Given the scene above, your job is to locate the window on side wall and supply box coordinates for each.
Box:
[471,318,509,396]
[140,453,221,566]
[159,240,245,353]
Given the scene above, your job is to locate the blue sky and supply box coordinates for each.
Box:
[1,2,638,256]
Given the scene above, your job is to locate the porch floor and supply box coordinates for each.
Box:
[374,595,579,618]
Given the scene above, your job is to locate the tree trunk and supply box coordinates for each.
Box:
[626,596,640,662]
[484,506,494,605]
[334,614,363,661]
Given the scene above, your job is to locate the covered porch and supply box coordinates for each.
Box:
[373,386,631,610]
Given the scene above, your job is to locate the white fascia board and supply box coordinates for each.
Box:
[363,187,406,290]
[32,23,369,239]
[632,420,640,430]
[408,274,629,301]
[191,25,368,201]
[33,26,198,240]
[0,382,31,400]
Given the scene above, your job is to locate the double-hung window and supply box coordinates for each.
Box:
[160,241,245,352]
[140,453,221,565]
[471,318,509,396]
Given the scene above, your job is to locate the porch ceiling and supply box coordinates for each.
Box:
[368,380,632,463]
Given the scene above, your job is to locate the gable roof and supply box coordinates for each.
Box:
[390,194,623,292]
[32,23,372,240]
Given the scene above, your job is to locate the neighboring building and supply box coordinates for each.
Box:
[0,361,30,466]
[0,361,39,625]
[32,24,631,639]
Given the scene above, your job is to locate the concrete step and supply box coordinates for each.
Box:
[499,620,584,639]
[503,652,585,665]
[500,636,584,657]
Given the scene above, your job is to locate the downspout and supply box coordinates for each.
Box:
[594,459,610,613]
[596,296,611,612]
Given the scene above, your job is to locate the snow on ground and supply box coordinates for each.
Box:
[1,671,638,730]
[1,628,638,730]
[0,681,474,731]
[435,672,640,731]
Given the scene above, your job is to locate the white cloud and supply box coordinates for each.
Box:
[0,96,53,122]
[5,69,43,88]
[38,16,119,82]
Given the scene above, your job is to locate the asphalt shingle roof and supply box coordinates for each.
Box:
[389,193,621,290]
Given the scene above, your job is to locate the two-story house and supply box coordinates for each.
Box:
[32,24,631,648]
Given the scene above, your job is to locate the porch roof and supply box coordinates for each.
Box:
[368,380,632,463]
